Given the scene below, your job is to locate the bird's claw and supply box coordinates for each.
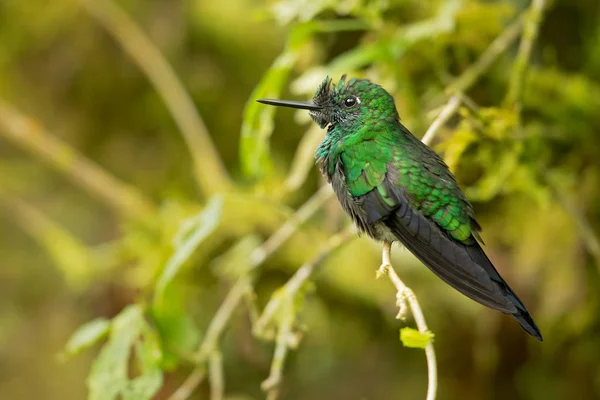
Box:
[376,263,391,279]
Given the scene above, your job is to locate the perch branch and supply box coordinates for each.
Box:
[378,242,437,400]
[80,0,231,195]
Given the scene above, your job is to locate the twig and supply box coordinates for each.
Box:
[0,191,93,289]
[504,0,547,107]
[0,100,155,219]
[196,278,252,362]
[167,280,249,400]
[262,300,293,400]
[257,227,356,397]
[80,0,231,195]
[421,96,461,145]
[168,186,335,400]
[254,226,356,338]
[209,350,224,400]
[378,242,437,400]
[167,368,206,400]
[446,16,524,95]
[249,184,334,267]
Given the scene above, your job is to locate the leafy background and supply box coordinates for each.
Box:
[1,0,600,399]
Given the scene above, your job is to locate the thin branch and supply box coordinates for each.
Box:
[446,16,524,95]
[262,300,293,400]
[249,184,334,267]
[80,0,231,195]
[196,278,252,362]
[504,0,547,107]
[168,186,335,400]
[167,280,249,400]
[378,242,437,400]
[258,227,356,398]
[421,96,461,146]
[209,350,224,400]
[254,226,356,338]
[0,191,95,289]
[167,368,206,400]
[0,100,156,219]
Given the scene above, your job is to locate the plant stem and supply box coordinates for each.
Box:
[446,16,524,95]
[80,0,231,195]
[421,96,461,145]
[253,227,356,338]
[504,0,547,107]
[167,186,334,400]
[0,100,155,219]
[258,227,356,397]
[379,242,437,400]
[209,350,224,400]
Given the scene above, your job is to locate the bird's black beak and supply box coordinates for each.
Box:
[256,99,321,111]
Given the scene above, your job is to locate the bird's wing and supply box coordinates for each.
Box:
[363,175,517,313]
[354,124,520,313]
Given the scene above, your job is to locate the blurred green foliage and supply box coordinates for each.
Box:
[1,0,600,399]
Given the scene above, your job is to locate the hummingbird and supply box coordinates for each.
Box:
[257,75,542,341]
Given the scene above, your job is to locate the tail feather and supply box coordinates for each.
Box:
[465,241,543,341]
[384,202,543,341]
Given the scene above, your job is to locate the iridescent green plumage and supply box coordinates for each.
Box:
[258,76,542,341]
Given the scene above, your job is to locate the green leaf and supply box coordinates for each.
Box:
[399,327,434,349]
[87,305,163,400]
[154,195,223,301]
[240,48,301,179]
[326,0,461,72]
[437,123,478,172]
[241,19,371,180]
[151,285,202,370]
[62,318,110,360]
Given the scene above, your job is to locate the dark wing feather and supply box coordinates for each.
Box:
[362,178,542,340]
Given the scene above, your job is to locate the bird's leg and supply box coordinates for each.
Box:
[376,241,393,278]
[377,241,409,320]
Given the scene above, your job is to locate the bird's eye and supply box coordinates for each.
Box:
[344,97,356,107]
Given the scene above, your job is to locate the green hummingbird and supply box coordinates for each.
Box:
[257,75,542,341]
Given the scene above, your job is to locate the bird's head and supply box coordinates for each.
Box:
[258,75,399,130]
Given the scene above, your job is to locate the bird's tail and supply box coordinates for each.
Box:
[471,244,543,341]
[500,281,543,341]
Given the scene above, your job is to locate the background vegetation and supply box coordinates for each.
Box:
[1,0,600,399]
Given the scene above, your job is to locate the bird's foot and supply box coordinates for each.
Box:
[376,263,391,279]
